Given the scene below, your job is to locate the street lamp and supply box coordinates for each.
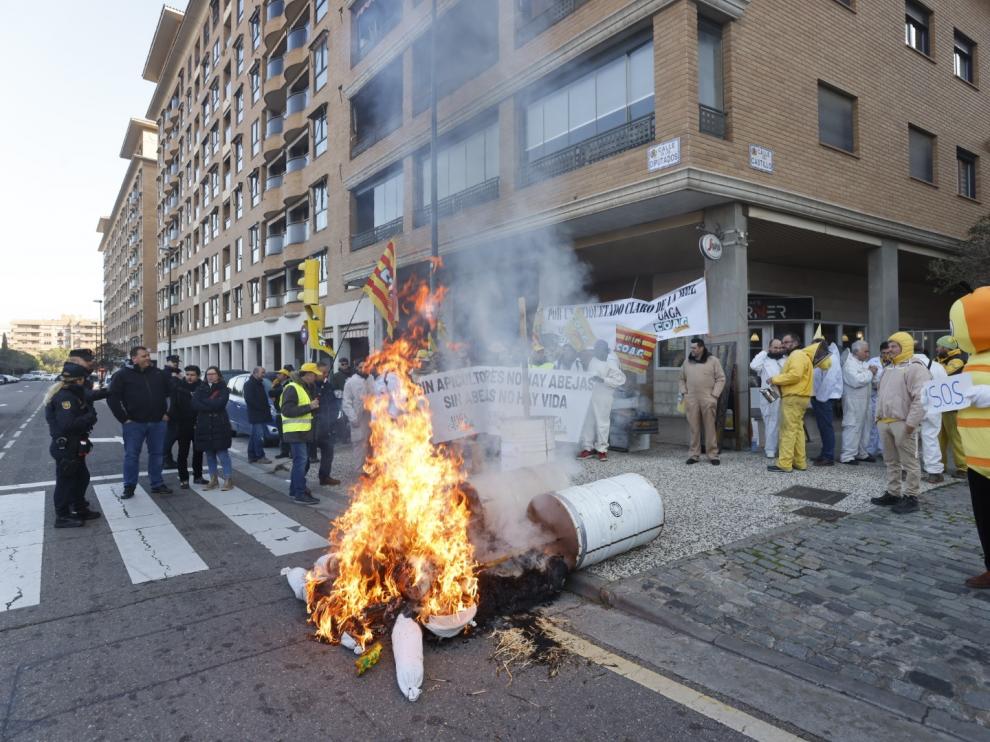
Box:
[92,299,103,366]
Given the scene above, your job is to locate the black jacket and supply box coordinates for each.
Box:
[171,379,204,427]
[108,363,171,423]
[269,379,287,413]
[314,378,341,437]
[46,384,97,440]
[192,382,232,452]
[244,375,272,424]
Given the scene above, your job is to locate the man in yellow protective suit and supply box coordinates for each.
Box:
[768,332,829,473]
[950,288,990,589]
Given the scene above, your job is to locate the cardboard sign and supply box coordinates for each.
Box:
[924,373,973,413]
[416,366,595,443]
[614,326,657,374]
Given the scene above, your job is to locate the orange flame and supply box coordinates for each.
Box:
[306,279,478,647]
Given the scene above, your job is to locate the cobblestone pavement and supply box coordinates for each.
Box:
[597,482,989,737]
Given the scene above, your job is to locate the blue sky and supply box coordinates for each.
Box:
[0,0,188,327]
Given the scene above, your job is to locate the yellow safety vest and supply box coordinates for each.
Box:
[282,381,313,434]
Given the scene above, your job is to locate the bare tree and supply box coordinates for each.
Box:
[929,213,990,294]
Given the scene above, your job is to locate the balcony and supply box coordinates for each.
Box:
[286,154,308,173]
[265,294,285,309]
[285,219,309,246]
[520,113,655,186]
[414,177,500,228]
[699,104,727,139]
[265,172,284,191]
[283,26,310,78]
[282,91,310,141]
[286,25,308,51]
[351,217,402,251]
[516,0,589,47]
[266,232,285,255]
[266,0,284,21]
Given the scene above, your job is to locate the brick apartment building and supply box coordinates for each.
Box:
[98,118,160,351]
[136,0,988,434]
[7,316,100,355]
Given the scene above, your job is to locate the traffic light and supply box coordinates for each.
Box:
[298,258,320,307]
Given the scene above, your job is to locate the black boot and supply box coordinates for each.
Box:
[55,513,84,528]
[71,508,102,521]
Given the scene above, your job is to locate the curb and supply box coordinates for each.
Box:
[565,573,987,741]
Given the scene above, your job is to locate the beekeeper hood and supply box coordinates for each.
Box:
[887,331,915,365]
[950,286,990,355]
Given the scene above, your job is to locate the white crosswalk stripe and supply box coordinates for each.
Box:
[190,484,328,556]
[0,491,46,612]
[92,483,209,584]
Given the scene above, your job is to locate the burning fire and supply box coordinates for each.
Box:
[306,281,478,647]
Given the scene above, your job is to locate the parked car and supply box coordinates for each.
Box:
[20,372,46,381]
[226,373,279,444]
[2,375,20,383]
[0,375,7,385]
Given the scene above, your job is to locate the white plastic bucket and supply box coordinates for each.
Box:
[530,473,664,569]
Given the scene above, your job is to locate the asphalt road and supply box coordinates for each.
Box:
[0,381,759,741]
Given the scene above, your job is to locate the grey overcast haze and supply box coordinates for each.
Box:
[0,0,189,327]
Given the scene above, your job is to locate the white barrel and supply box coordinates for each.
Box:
[541,473,664,569]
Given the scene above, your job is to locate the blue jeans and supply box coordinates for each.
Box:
[811,398,835,461]
[206,449,232,479]
[289,441,310,499]
[122,420,167,488]
[248,423,267,460]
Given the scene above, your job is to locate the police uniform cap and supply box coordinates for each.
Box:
[61,361,90,379]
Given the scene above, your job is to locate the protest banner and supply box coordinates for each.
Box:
[416,366,595,443]
[924,373,973,414]
[614,326,657,374]
[537,278,708,349]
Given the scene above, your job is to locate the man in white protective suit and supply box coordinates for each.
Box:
[839,340,877,465]
[915,350,946,484]
[577,339,627,462]
[750,337,785,459]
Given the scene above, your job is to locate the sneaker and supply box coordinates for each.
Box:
[320,477,342,486]
[870,492,900,506]
[292,494,321,505]
[151,484,173,495]
[121,486,136,500]
[767,465,791,472]
[70,509,102,521]
[54,515,84,528]
[891,495,919,514]
[964,571,990,589]
[925,473,945,484]
[577,450,594,460]
[597,451,608,461]
[710,458,720,466]
[686,457,700,465]
[193,477,208,485]
[179,480,190,490]
[841,459,859,466]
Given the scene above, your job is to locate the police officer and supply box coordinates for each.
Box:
[67,348,109,403]
[45,361,100,528]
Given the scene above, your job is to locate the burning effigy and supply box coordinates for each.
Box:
[283,280,664,702]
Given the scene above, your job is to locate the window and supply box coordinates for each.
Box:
[315,0,328,22]
[249,170,261,205]
[235,39,244,75]
[420,121,499,208]
[905,1,931,56]
[312,107,327,157]
[250,279,260,314]
[954,31,975,83]
[250,64,261,103]
[909,126,935,183]
[350,59,403,156]
[313,39,328,91]
[249,224,261,263]
[234,138,244,172]
[251,119,261,155]
[957,148,977,199]
[235,88,244,123]
[697,19,724,137]
[250,11,261,49]
[352,0,401,64]
[234,186,244,219]
[312,180,328,231]
[817,83,856,153]
[524,40,654,161]
[234,285,243,318]
[234,237,243,271]
[353,169,403,247]
[237,0,244,21]
[213,39,221,67]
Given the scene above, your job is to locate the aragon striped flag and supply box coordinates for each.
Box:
[363,240,399,338]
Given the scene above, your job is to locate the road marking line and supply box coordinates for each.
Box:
[92,483,208,584]
[0,491,46,613]
[12,431,21,438]
[191,484,328,556]
[0,452,5,461]
[542,622,806,742]
[3,441,13,449]
[0,472,150,493]
[89,437,124,443]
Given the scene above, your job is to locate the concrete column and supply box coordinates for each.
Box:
[703,203,749,451]
[243,338,259,369]
[219,342,231,370]
[210,343,220,367]
[867,240,899,352]
[232,340,244,370]
[262,335,276,369]
[281,333,296,369]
